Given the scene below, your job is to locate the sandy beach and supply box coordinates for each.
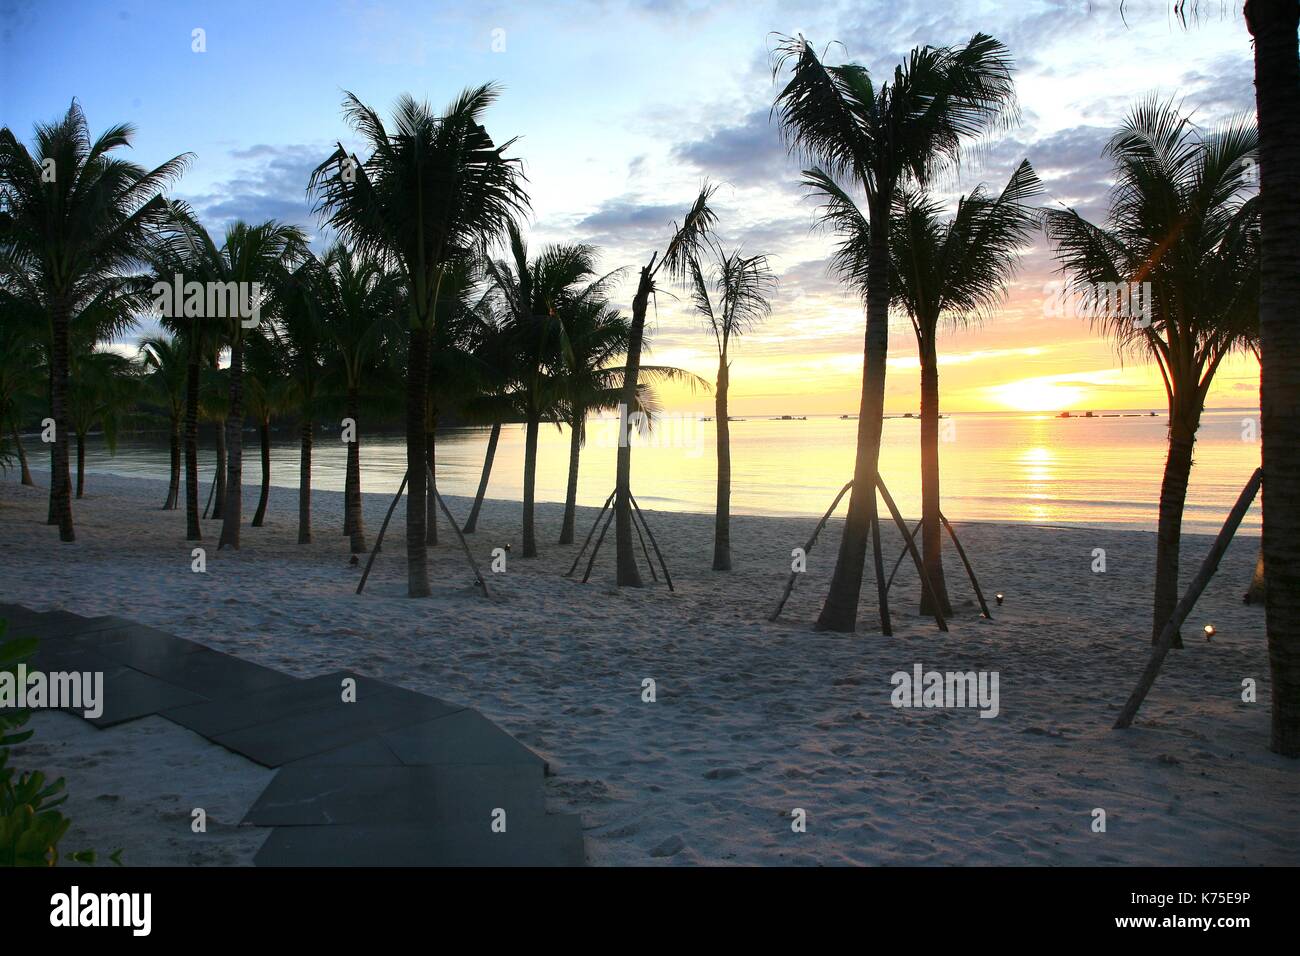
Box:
[2,470,1296,866]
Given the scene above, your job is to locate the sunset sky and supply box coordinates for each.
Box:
[1,0,1263,415]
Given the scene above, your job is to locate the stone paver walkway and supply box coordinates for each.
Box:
[1,603,585,866]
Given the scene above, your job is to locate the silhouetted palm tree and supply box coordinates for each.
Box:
[687,240,775,570]
[139,334,188,509]
[315,242,401,553]
[1242,0,1300,757]
[0,293,42,486]
[276,258,329,545]
[1045,98,1259,648]
[613,186,717,586]
[0,102,189,540]
[772,32,1017,631]
[311,86,528,596]
[874,159,1041,614]
[486,222,616,557]
[243,327,290,528]
[67,349,137,498]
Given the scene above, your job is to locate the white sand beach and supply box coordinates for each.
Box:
[2,471,1297,866]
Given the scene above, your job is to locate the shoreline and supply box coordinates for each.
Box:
[2,470,1294,865]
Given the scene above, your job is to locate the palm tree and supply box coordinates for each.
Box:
[1044,98,1259,648]
[243,327,290,528]
[461,305,515,535]
[555,300,630,545]
[311,87,528,597]
[687,240,776,570]
[208,222,306,549]
[198,364,229,520]
[139,334,188,509]
[315,242,401,553]
[276,258,329,545]
[613,186,717,586]
[1242,0,1300,756]
[880,159,1042,614]
[486,222,616,557]
[772,33,1017,631]
[0,102,189,540]
[66,349,137,499]
[0,296,41,486]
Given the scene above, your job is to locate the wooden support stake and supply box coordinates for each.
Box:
[770,481,853,622]
[629,494,673,592]
[885,521,922,591]
[356,471,408,596]
[875,476,947,632]
[941,512,992,620]
[581,507,616,584]
[631,504,658,582]
[566,489,616,577]
[1113,468,1262,730]
[432,481,491,599]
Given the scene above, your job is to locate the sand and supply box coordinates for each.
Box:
[2,468,1297,866]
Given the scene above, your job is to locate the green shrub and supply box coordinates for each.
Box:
[0,619,103,866]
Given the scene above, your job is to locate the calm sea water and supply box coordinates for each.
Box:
[58,409,1263,536]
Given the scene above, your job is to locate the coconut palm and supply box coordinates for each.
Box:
[1241,0,1300,756]
[315,242,401,553]
[66,349,138,498]
[0,294,42,486]
[243,327,291,528]
[0,102,189,540]
[877,159,1042,614]
[613,186,717,586]
[274,258,330,545]
[310,86,528,597]
[198,364,229,520]
[486,222,618,557]
[687,240,776,570]
[772,33,1017,631]
[1044,98,1259,649]
[461,306,515,535]
[139,334,188,509]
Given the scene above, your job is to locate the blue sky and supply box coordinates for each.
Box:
[1,0,1262,412]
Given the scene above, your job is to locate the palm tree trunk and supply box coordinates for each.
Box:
[46,366,56,524]
[12,423,33,486]
[75,430,85,499]
[345,385,365,553]
[211,422,227,521]
[165,416,181,509]
[918,337,952,616]
[464,422,500,534]
[712,357,732,571]
[49,296,74,541]
[406,326,430,597]
[185,344,201,540]
[615,268,652,587]
[522,408,540,557]
[218,339,244,549]
[1151,407,1201,648]
[298,418,312,544]
[559,412,582,545]
[817,212,891,632]
[1247,0,1300,756]
[425,420,438,546]
[252,416,271,527]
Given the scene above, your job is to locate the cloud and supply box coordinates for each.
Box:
[179,143,329,239]
[671,108,794,186]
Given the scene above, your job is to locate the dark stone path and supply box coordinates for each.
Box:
[0,603,585,866]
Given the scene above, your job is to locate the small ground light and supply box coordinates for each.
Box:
[995,592,1004,606]
[1204,624,1216,641]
